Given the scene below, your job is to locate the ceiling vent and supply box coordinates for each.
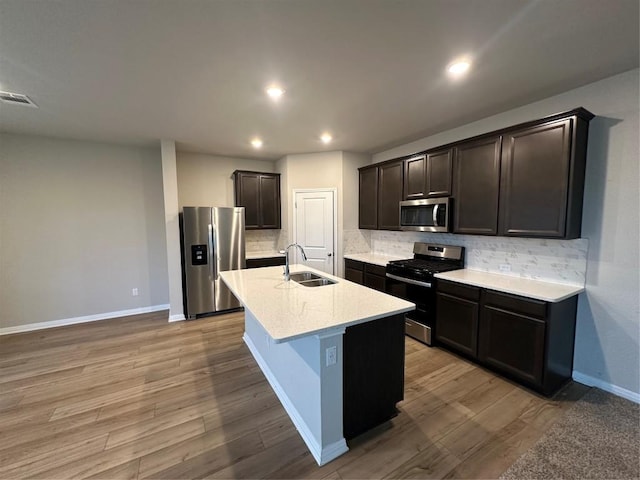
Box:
[0,91,38,108]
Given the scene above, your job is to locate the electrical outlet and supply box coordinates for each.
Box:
[326,346,337,366]
[132,288,139,296]
[499,264,511,273]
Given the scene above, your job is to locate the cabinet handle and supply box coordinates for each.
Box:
[328,253,333,257]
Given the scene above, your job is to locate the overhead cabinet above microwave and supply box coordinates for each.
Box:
[359,107,594,239]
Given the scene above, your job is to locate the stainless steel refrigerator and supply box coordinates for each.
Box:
[181,206,246,318]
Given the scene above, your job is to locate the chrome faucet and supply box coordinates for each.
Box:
[280,243,307,281]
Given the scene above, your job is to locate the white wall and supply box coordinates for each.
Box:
[0,134,169,331]
[373,69,640,400]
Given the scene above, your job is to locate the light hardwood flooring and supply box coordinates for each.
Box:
[0,310,589,479]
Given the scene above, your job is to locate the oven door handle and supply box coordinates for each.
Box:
[385,273,432,288]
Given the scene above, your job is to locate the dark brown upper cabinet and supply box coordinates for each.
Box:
[426,149,453,197]
[359,108,593,239]
[233,171,281,229]
[403,154,426,199]
[403,149,452,200]
[358,165,378,229]
[377,160,404,230]
[453,136,502,235]
[498,114,591,239]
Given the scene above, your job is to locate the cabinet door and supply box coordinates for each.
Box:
[453,137,502,235]
[377,160,404,230]
[259,174,281,229]
[426,149,452,197]
[343,314,405,439]
[364,263,386,292]
[479,306,546,387]
[403,155,426,199]
[499,119,572,238]
[359,166,378,229]
[344,259,364,284]
[235,172,260,229]
[435,292,479,358]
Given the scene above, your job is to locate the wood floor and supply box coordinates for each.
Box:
[0,310,589,479]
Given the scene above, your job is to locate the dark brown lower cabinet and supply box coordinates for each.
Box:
[343,313,404,440]
[479,306,546,387]
[246,256,285,269]
[436,292,479,358]
[344,259,387,291]
[363,263,386,292]
[435,281,578,396]
[344,259,364,284]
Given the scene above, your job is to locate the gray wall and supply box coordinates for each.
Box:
[0,134,169,329]
[373,68,640,398]
[176,152,275,209]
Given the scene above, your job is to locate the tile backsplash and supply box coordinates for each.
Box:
[343,229,372,255]
[245,229,281,253]
[369,231,588,286]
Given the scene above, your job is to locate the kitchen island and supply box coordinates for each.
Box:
[220,265,414,465]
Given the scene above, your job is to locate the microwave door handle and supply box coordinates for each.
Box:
[432,204,439,225]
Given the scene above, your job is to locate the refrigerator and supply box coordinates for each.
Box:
[181,206,246,318]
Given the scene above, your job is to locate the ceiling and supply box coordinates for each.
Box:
[0,0,638,160]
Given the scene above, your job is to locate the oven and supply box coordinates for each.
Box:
[385,242,465,346]
[386,271,436,345]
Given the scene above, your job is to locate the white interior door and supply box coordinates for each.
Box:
[294,190,335,275]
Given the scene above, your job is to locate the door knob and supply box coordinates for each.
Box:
[328,253,333,257]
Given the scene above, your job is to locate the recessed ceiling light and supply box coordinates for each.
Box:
[320,133,333,144]
[266,85,285,100]
[250,138,263,149]
[447,59,471,77]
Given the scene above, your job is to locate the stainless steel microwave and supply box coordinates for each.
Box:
[399,197,450,232]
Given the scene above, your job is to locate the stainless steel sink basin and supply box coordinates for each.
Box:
[297,278,337,287]
[289,271,322,282]
[290,271,337,287]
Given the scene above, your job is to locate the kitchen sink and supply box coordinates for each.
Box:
[297,278,337,287]
[290,271,337,287]
[289,271,322,282]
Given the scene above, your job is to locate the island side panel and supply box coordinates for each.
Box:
[242,309,348,465]
[343,313,405,440]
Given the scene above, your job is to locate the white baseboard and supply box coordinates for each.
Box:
[0,304,170,336]
[168,314,186,322]
[573,371,640,404]
[243,333,348,466]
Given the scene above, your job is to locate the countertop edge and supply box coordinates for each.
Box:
[434,270,584,302]
[343,253,409,267]
[268,305,415,344]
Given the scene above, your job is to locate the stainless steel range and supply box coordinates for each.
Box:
[386,242,464,345]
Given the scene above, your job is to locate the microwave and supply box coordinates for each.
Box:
[399,197,450,232]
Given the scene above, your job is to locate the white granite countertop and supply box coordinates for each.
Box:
[220,265,415,343]
[343,252,410,267]
[434,269,584,303]
[246,250,285,260]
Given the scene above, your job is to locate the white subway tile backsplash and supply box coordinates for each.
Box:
[369,231,587,286]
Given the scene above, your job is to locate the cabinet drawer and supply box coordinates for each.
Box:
[344,259,364,271]
[437,280,480,301]
[364,263,386,277]
[484,290,546,319]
